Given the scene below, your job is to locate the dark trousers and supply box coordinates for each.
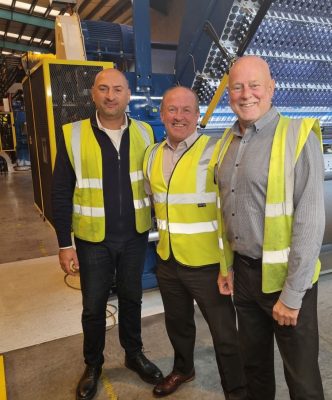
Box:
[233,252,325,400]
[75,232,148,367]
[156,256,246,399]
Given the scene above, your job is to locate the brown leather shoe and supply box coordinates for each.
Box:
[153,369,195,397]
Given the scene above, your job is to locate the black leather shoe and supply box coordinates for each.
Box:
[125,352,163,384]
[76,365,102,400]
[153,369,195,397]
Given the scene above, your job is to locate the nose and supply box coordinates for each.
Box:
[174,109,184,119]
[241,85,252,98]
[105,89,115,100]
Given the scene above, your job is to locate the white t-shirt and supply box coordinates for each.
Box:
[95,112,128,152]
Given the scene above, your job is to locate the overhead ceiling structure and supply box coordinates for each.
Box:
[0,0,134,98]
[0,0,134,57]
[0,0,168,99]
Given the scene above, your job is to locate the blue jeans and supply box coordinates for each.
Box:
[75,232,148,367]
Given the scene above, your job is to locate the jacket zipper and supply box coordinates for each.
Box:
[118,151,122,217]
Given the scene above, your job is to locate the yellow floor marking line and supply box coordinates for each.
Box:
[0,355,7,400]
[101,372,118,400]
[38,241,48,257]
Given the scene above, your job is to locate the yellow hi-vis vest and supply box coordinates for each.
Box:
[63,118,154,242]
[143,135,221,267]
[217,116,322,293]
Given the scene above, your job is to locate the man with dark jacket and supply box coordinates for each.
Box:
[52,68,162,400]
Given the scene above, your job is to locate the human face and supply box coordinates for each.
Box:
[228,56,275,133]
[91,69,131,127]
[160,87,200,148]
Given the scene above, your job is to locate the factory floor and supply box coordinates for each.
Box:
[0,170,332,400]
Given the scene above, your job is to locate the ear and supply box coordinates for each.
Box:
[269,79,276,97]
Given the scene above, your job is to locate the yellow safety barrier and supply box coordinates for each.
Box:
[200,73,229,128]
[0,355,7,400]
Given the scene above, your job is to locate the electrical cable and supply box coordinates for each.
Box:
[64,273,81,290]
[63,273,118,330]
[106,303,118,331]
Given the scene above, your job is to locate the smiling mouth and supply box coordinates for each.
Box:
[240,102,257,108]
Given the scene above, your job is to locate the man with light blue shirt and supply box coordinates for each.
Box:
[217,55,325,399]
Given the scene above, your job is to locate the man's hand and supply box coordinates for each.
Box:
[272,299,299,326]
[217,270,234,295]
[58,247,79,276]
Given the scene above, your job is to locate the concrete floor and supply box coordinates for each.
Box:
[0,170,332,399]
[2,275,332,400]
[0,171,59,263]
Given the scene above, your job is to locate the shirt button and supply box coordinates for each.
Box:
[231,189,235,193]
[232,213,235,216]
[235,163,239,167]
[235,236,239,240]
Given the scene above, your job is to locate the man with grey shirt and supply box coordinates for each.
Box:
[217,55,325,399]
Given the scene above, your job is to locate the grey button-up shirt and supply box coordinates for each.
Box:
[145,130,199,194]
[162,130,199,184]
[218,106,325,309]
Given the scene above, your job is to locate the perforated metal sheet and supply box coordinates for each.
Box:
[181,0,332,127]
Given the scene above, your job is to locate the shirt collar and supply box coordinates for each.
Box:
[95,111,128,132]
[165,129,199,150]
[231,106,279,137]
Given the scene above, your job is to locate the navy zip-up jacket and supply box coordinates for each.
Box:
[51,114,139,248]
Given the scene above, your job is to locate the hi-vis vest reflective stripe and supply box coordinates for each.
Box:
[217,116,322,293]
[63,118,154,242]
[143,135,221,267]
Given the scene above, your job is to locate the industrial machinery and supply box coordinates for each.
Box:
[23,0,175,290]
[22,59,114,221]
[0,111,16,173]
[9,89,31,171]
[175,0,331,129]
[174,0,332,272]
[23,0,332,283]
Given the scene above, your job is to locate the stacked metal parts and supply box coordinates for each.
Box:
[176,0,332,272]
[180,0,332,130]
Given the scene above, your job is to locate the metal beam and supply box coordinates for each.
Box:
[3,19,10,41]
[132,0,152,89]
[150,0,169,15]
[0,9,55,29]
[0,40,50,53]
[16,24,26,42]
[29,0,39,14]
[77,0,90,15]
[28,26,40,46]
[85,0,109,20]
[101,0,131,21]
